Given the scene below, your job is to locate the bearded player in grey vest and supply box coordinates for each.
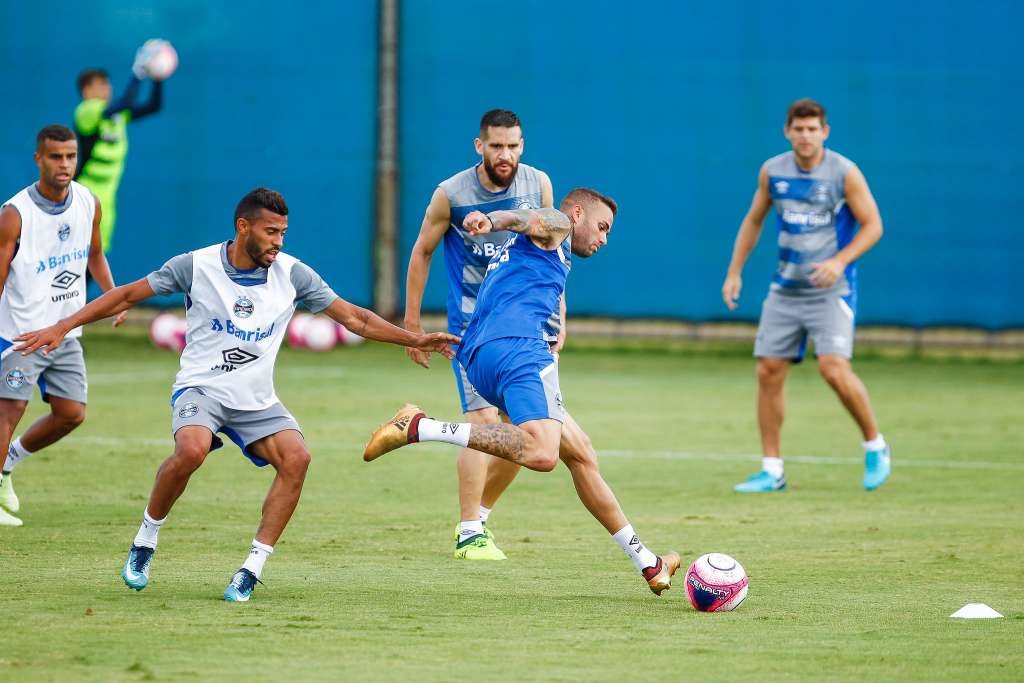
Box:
[722,99,891,493]
[16,188,458,601]
[404,109,565,560]
[0,125,126,528]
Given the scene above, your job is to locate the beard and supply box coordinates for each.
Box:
[245,240,275,267]
[482,157,518,188]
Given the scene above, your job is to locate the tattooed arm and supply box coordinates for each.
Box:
[463,208,571,250]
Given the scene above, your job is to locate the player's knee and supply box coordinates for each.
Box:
[817,357,847,386]
[757,359,787,385]
[521,439,559,471]
[58,405,86,431]
[172,442,208,472]
[530,452,559,472]
[280,447,311,479]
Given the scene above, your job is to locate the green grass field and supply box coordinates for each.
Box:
[3,328,1022,682]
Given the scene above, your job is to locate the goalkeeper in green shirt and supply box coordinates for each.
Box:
[74,44,167,253]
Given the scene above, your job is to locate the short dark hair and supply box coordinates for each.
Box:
[479,109,521,134]
[560,187,618,217]
[77,68,109,94]
[786,98,827,127]
[234,188,289,223]
[36,124,76,151]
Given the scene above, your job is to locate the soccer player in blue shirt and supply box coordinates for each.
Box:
[403,109,562,560]
[366,189,680,595]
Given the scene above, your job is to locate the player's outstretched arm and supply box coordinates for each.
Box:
[723,165,773,310]
[404,187,451,368]
[322,297,459,359]
[463,208,571,250]
[14,278,155,355]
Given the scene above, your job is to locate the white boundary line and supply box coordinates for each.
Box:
[602,449,1024,471]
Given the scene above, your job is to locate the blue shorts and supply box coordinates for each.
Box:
[462,337,564,425]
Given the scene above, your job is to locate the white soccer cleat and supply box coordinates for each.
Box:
[0,474,19,513]
[0,506,23,527]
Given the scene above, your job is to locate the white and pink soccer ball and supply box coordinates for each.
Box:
[685,553,748,612]
[142,39,178,81]
[149,312,186,353]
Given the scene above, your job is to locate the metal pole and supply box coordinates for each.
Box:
[373,0,399,318]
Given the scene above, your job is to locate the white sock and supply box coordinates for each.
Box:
[241,539,274,578]
[133,509,166,549]
[478,505,492,524]
[762,456,784,478]
[862,433,887,452]
[416,418,470,447]
[612,524,658,572]
[5,438,31,472]
[458,520,484,542]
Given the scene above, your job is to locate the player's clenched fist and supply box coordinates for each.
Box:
[463,210,494,235]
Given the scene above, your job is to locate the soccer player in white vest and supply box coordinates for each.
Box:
[16,187,459,601]
[0,125,126,527]
[721,98,890,493]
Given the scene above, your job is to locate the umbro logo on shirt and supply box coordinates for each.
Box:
[50,270,82,302]
[222,348,259,366]
[51,270,80,290]
[211,347,260,373]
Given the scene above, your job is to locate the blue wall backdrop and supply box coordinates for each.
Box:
[2,2,1021,327]
[0,0,377,306]
[400,0,1023,328]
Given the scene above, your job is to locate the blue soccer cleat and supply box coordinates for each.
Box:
[224,568,261,602]
[863,444,891,491]
[122,545,154,591]
[734,470,787,493]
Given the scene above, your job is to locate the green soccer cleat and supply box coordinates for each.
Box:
[454,533,507,561]
[0,474,19,513]
[0,506,22,527]
[453,523,496,543]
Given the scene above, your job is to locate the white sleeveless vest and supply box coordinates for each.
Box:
[173,243,297,410]
[0,181,94,344]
